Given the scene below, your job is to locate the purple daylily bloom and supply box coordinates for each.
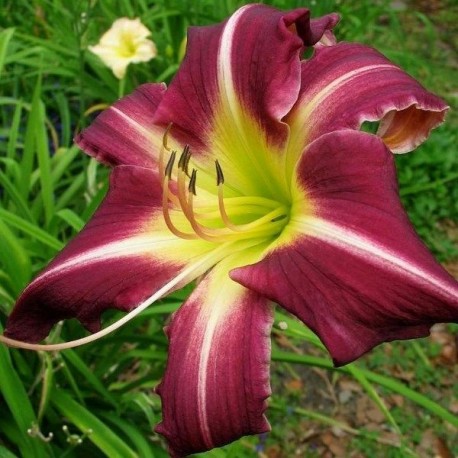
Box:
[2,4,458,457]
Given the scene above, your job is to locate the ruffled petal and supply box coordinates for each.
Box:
[75,83,166,168]
[156,252,273,457]
[5,166,215,343]
[152,4,338,199]
[285,43,448,175]
[232,130,458,366]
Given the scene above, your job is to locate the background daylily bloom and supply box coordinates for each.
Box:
[89,17,157,79]
[2,4,458,457]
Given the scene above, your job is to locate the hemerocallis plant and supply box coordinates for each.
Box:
[2,4,458,457]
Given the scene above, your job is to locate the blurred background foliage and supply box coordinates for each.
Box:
[0,0,457,456]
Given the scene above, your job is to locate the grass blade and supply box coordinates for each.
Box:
[55,209,85,232]
[0,28,15,78]
[61,350,117,405]
[0,220,31,296]
[0,208,63,251]
[51,390,138,458]
[99,414,156,458]
[0,325,50,458]
[31,87,54,226]
[272,350,458,428]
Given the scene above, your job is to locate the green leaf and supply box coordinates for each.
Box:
[55,209,85,232]
[0,219,31,295]
[61,350,117,405]
[0,170,35,222]
[50,146,80,185]
[0,324,50,458]
[51,390,138,458]
[346,364,400,433]
[0,28,15,78]
[31,83,54,225]
[0,208,63,251]
[54,173,85,211]
[99,414,156,458]
[271,350,458,428]
[0,444,19,458]
[6,102,22,159]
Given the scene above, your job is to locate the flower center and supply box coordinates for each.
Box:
[160,126,290,244]
[118,33,138,57]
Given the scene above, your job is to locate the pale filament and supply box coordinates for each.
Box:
[162,156,198,240]
[160,130,288,243]
[196,195,280,210]
[186,189,286,242]
[186,183,236,243]
[217,184,287,232]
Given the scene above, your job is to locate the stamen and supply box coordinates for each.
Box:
[214,160,242,230]
[193,196,280,214]
[188,169,197,195]
[162,172,197,240]
[183,168,232,242]
[177,168,190,215]
[217,183,288,232]
[186,185,227,242]
[176,146,192,216]
[218,184,241,231]
[165,150,177,179]
[178,145,190,170]
[159,122,173,178]
[214,161,289,232]
[176,163,288,241]
[215,160,224,185]
[156,125,288,244]
[162,150,181,206]
[183,148,192,177]
[162,122,173,152]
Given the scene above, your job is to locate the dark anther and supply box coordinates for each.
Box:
[163,123,174,151]
[215,160,224,185]
[188,169,197,195]
[178,145,190,170]
[183,148,192,176]
[165,151,177,179]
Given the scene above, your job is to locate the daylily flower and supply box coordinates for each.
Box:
[89,17,157,79]
[2,4,458,457]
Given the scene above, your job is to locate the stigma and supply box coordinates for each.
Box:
[160,126,289,243]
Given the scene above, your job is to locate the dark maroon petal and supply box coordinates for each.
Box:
[152,4,338,151]
[232,130,458,366]
[285,43,447,176]
[4,166,211,342]
[75,83,166,168]
[155,262,273,456]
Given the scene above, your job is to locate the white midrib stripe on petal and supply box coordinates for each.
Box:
[216,4,286,198]
[217,4,251,122]
[196,306,221,449]
[293,216,458,299]
[111,106,161,142]
[26,235,178,289]
[298,64,397,121]
[3,242,240,351]
[195,262,248,448]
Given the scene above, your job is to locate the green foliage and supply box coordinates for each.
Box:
[0,0,457,456]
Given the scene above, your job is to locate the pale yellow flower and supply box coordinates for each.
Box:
[89,18,157,79]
